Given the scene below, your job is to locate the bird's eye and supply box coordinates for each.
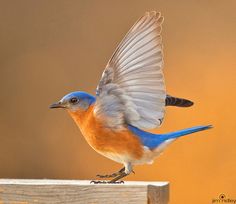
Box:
[70,97,78,104]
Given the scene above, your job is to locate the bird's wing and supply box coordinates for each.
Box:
[94,11,166,130]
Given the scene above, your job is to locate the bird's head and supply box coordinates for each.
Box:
[50,91,95,112]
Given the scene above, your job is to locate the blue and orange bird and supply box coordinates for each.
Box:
[50,11,212,183]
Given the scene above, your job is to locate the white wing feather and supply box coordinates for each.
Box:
[94,11,166,130]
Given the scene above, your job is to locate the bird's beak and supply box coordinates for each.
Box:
[49,102,65,109]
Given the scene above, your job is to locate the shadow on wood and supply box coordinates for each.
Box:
[0,179,169,204]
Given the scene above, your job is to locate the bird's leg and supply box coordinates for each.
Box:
[91,167,126,184]
[91,163,133,184]
[108,162,133,183]
[91,171,128,184]
[108,171,128,183]
[96,167,125,178]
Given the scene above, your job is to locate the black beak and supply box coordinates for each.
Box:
[49,102,65,109]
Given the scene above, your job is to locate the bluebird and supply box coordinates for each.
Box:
[50,11,212,183]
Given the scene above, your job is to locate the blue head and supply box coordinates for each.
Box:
[50,91,96,111]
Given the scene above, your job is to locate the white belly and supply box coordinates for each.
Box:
[96,138,176,166]
[132,138,176,165]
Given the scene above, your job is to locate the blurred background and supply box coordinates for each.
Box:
[0,0,235,203]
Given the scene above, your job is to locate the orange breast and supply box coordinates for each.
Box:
[68,105,144,160]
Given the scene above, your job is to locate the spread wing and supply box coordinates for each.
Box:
[94,11,166,130]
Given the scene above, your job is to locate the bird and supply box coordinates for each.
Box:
[50,11,212,183]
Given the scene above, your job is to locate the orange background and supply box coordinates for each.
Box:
[0,0,235,203]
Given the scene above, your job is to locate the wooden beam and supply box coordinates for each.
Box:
[0,179,169,204]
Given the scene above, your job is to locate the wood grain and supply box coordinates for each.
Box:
[0,179,169,204]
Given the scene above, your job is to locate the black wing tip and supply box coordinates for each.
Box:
[165,95,194,107]
[184,100,194,107]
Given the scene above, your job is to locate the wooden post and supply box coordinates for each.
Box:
[0,179,169,204]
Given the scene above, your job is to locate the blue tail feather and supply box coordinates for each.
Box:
[128,125,212,149]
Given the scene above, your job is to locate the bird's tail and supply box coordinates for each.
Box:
[151,125,213,151]
[128,125,212,149]
[162,125,213,140]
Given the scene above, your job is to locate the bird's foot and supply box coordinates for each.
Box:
[93,166,132,183]
[90,180,107,184]
[96,172,120,178]
[90,180,124,184]
[108,180,124,184]
[96,167,125,178]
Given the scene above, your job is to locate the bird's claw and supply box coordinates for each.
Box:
[90,180,107,184]
[96,173,119,178]
[90,180,124,184]
[109,180,124,184]
[96,174,111,178]
[96,167,125,178]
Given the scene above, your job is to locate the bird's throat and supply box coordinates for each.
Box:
[67,105,94,129]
